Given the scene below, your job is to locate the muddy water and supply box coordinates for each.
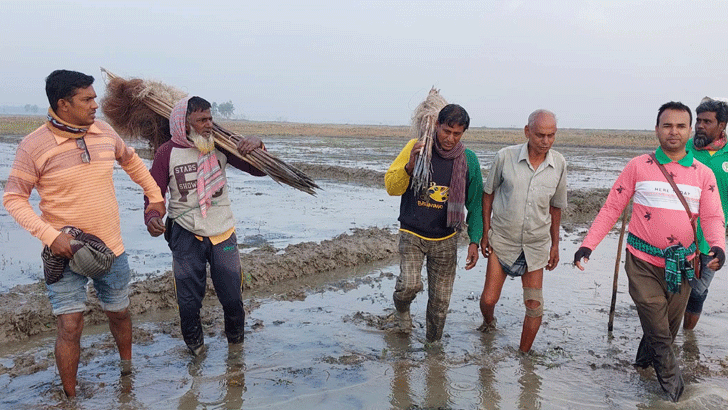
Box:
[2,233,728,409]
[2,134,728,408]
[0,135,644,290]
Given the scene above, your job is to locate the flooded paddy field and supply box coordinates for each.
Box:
[1,129,727,409]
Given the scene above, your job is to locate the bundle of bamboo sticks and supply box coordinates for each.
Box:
[410,87,447,195]
[100,68,319,195]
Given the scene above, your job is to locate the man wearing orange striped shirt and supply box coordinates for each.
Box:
[2,70,165,398]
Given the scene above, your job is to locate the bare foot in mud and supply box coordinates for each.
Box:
[478,318,497,333]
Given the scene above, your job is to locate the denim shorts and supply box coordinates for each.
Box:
[46,252,130,315]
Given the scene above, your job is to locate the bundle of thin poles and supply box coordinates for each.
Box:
[410,88,447,194]
[100,68,319,195]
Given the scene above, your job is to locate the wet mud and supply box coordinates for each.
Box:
[0,187,611,346]
[3,131,728,408]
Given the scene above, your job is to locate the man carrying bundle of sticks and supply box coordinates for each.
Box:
[144,96,265,355]
[574,101,725,402]
[385,103,483,344]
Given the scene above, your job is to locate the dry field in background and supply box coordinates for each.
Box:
[0,115,656,148]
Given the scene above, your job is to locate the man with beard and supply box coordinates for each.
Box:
[574,102,725,402]
[144,96,265,355]
[3,70,165,397]
[385,103,483,344]
[683,98,728,330]
[478,109,567,353]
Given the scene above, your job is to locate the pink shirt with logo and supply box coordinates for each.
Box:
[582,150,725,267]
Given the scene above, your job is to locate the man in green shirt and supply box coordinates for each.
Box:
[684,98,728,330]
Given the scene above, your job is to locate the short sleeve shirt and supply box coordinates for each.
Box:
[484,143,567,269]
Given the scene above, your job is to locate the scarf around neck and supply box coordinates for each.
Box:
[46,108,89,139]
[433,138,467,230]
[170,98,225,218]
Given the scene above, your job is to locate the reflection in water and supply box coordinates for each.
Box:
[424,349,450,407]
[176,344,246,410]
[223,343,246,409]
[385,332,415,409]
[117,359,138,407]
[479,333,502,410]
[384,333,452,408]
[517,355,542,410]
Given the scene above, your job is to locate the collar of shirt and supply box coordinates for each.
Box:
[51,122,102,145]
[517,142,555,171]
[655,146,694,166]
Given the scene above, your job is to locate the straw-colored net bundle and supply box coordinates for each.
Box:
[100,68,319,195]
[410,87,447,194]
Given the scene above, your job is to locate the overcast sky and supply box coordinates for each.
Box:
[1,0,726,129]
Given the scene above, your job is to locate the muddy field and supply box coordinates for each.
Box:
[1,120,727,409]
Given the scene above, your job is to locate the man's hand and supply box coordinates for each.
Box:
[236,136,263,155]
[707,246,725,271]
[480,236,492,258]
[573,246,592,271]
[546,244,559,271]
[405,141,425,176]
[146,201,166,219]
[50,232,74,259]
[465,242,479,270]
[147,217,166,237]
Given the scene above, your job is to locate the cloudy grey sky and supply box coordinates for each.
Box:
[1,0,726,129]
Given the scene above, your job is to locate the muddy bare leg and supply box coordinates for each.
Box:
[56,312,84,397]
[519,269,544,353]
[106,309,132,360]
[479,253,507,329]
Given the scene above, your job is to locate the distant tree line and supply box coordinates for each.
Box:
[211,101,235,119]
[0,104,40,114]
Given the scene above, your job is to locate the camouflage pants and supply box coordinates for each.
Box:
[393,231,458,342]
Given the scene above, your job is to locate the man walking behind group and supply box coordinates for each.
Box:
[385,104,483,344]
[2,70,165,397]
[574,102,725,402]
[145,96,265,355]
[478,109,567,353]
[683,98,728,330]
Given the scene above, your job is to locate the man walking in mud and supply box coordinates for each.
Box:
[478,109,567,353]
[2,70,166,398]
[683,98,728,330]
[574,101,725,402]
[385,103,483,344]
[145,96,265,355]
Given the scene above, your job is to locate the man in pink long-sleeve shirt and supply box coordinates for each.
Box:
[2,70,165,398]
[574,102,725,402]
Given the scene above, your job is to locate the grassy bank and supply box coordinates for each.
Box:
[0,115,656,149]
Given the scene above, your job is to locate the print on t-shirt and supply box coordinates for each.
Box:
[173,161,225,202]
